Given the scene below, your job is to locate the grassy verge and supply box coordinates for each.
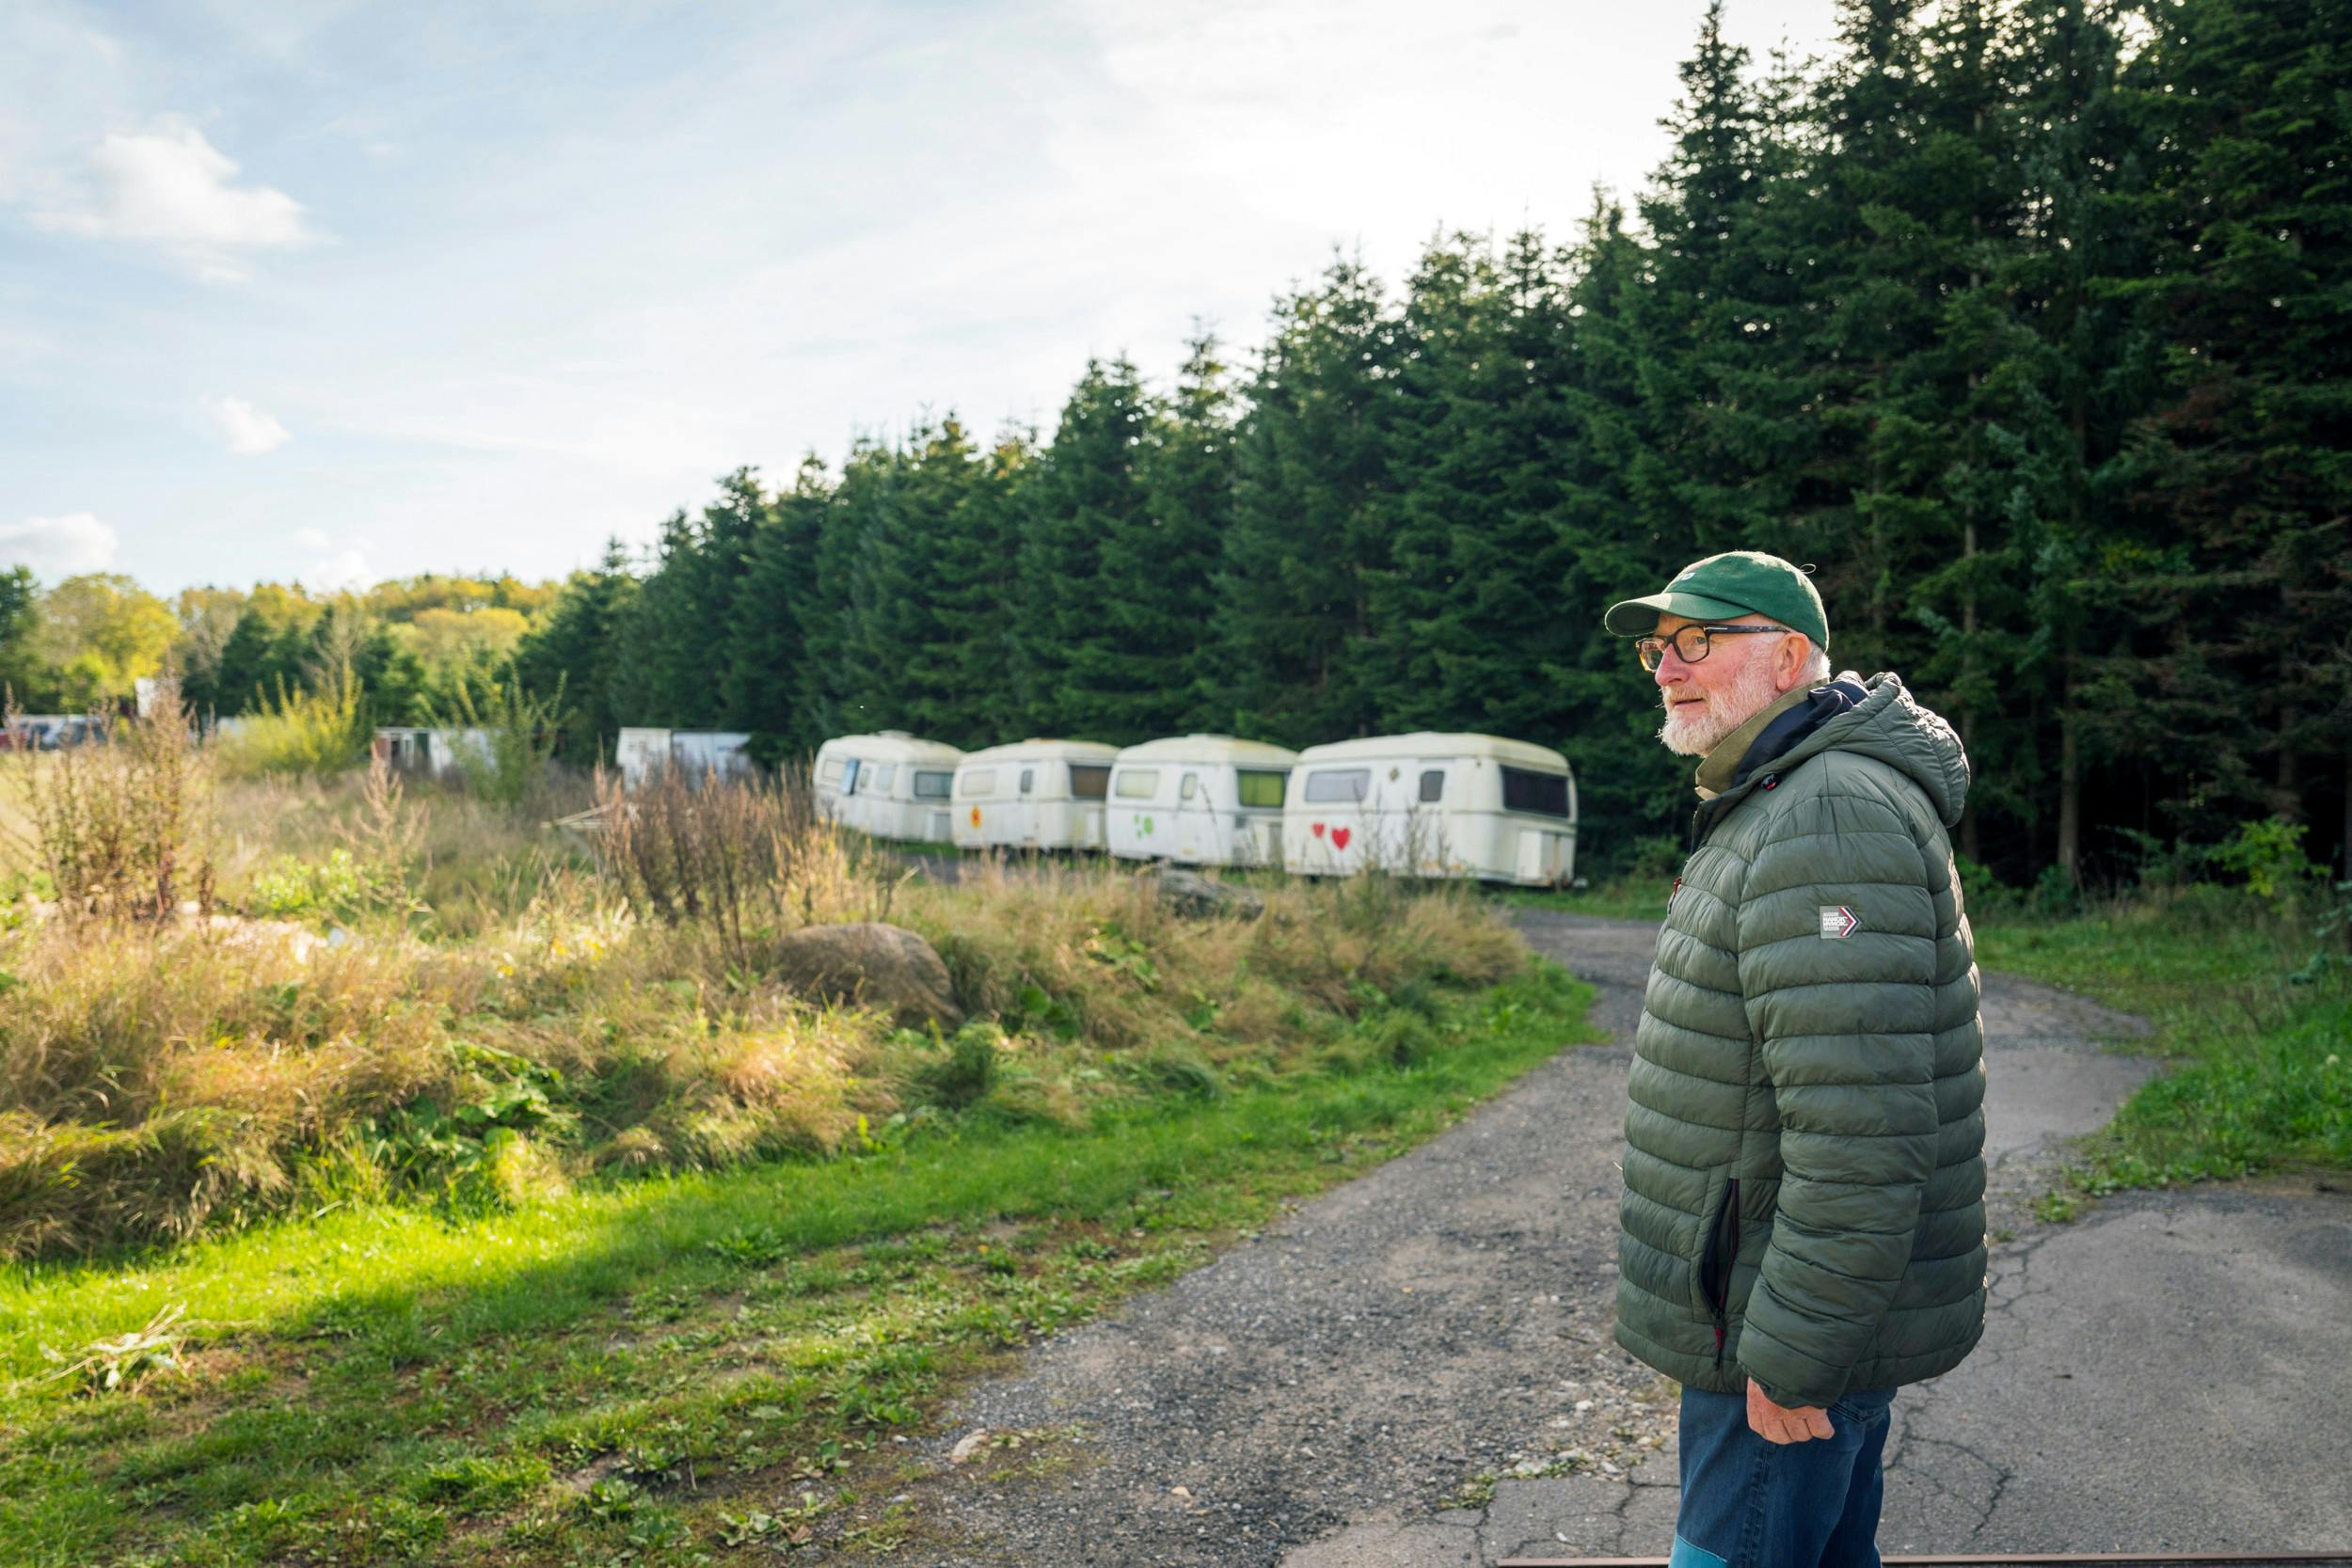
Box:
[0,960,1593,1568]
[1485,878,1668,922]
[1972,885,2350,1197]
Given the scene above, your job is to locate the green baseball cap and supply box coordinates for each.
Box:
[1604,550,1830,649]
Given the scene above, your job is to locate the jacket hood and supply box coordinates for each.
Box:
[1772,671,1971,827]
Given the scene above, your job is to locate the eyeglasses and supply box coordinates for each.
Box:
[1634,624,1792,673]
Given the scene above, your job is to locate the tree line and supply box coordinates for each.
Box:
[0,571,554,726]
[14,0,2342,886]
[505,0,2349,883]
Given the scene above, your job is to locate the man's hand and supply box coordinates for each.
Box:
[1746,1378,1836,1444]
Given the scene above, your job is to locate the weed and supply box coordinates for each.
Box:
[428,673,568,810]
[37,1302,188,1395]
[8,673,216,924]
[215,665,372,781]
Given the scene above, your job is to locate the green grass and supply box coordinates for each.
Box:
[0,961,1595,1568]
[1974,885,2351,1191]
[1486,877,1670,922]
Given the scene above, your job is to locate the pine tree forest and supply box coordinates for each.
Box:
[100,0,2352,886]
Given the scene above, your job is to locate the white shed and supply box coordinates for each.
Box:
[373,725,493,782]
[812,731,965,843]
[614,727,672,787]
[1280,732,1577,887]
[949,738,1119,852]
[671,731,753,781]
[614,728,755,788]
[1105,735,1298,868]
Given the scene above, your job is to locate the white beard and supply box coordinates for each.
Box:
[1657,654,1788,758]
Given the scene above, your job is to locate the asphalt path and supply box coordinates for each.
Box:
[875,910,2352,1566]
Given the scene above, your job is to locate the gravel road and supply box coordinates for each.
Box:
[866,910,2352,1566]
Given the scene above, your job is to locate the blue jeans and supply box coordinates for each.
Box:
[1669,1384,1898,1568]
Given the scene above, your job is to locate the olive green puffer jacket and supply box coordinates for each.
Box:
[1613,672,1986,1410]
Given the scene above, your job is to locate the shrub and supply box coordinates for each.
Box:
[2212,816,2326,913]
[8,673,215,923]
[215,666,371,780]
[431,674,567,808]
[590,764,887,961]
[247,847,409,922]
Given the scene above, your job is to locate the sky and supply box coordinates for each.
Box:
[0,0,1844,598]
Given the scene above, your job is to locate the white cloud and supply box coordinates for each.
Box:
[0,513,118,576]
[290,525,331,549]
[309,545,372,590]
[33,119,314,282]
[206,393,291,454]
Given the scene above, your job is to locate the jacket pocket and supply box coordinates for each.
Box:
[1696,1177,1740,1366]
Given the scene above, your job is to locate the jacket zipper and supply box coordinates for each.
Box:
[1700,1178,1740,1368]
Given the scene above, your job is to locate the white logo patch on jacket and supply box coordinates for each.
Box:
[1819,905,1859,939]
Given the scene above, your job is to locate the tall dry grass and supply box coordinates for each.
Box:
[5,675,215,922]
[589,763,902,960]
[0,748,1538,1261]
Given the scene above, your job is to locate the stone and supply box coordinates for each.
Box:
[768,921,964,1031]
[1147,868,1265,921]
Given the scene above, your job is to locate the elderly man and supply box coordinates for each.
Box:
[1603,551,1986,1568]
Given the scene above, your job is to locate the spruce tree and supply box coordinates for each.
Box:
[932,431,1033,747]
[1015,357,1152,739]
[1106,334,1233,740]
[514,540,640,763]
[727,456,831,761]
[1215,259,1399,745]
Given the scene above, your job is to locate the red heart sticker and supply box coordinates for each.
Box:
[1331,826,1352,850]
[1310,821,1325,839]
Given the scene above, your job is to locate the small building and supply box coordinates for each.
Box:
[1280,732,1577,887]
[373,726,495,782]
[950,738,1120,853]
[614,728,755,788]
[614,727,671,786]
[812,731,964,843]
[1105,735,1298,869]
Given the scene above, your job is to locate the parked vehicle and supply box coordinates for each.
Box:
[950,738,1119,852]
[812,731,965,843]
[1104,735,1298,868]
[1280,732,1577,887]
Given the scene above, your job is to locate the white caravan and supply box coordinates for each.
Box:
[949,738,1120,852]
[1281,733,1577,886]
[812,731,965,843]
[1105,735,1299,868]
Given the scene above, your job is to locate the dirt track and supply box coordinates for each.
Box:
[877,911,2352,1566]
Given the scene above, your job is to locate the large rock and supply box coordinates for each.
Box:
[769,921,964,1031]
[1147,867,1265,921]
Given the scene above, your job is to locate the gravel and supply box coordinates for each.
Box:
[803,910,2238,1567]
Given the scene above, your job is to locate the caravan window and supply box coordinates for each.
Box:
[818,757,844,787]
[1502,766,1571,818]
[1419,768,1445,803]
[1114,768,1160,800]
[1236,768,1288,809]
[1180,772,1199,801]
[1070,764,1110,800]
[840,758,862,794]
[914,770,952,799]
[1302,768,1371,803]
[867,763,896,794]
[960,768,997,797]
[1019,768,1034,795]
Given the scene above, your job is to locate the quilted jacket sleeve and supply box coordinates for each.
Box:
[1733,786,1941,1409]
